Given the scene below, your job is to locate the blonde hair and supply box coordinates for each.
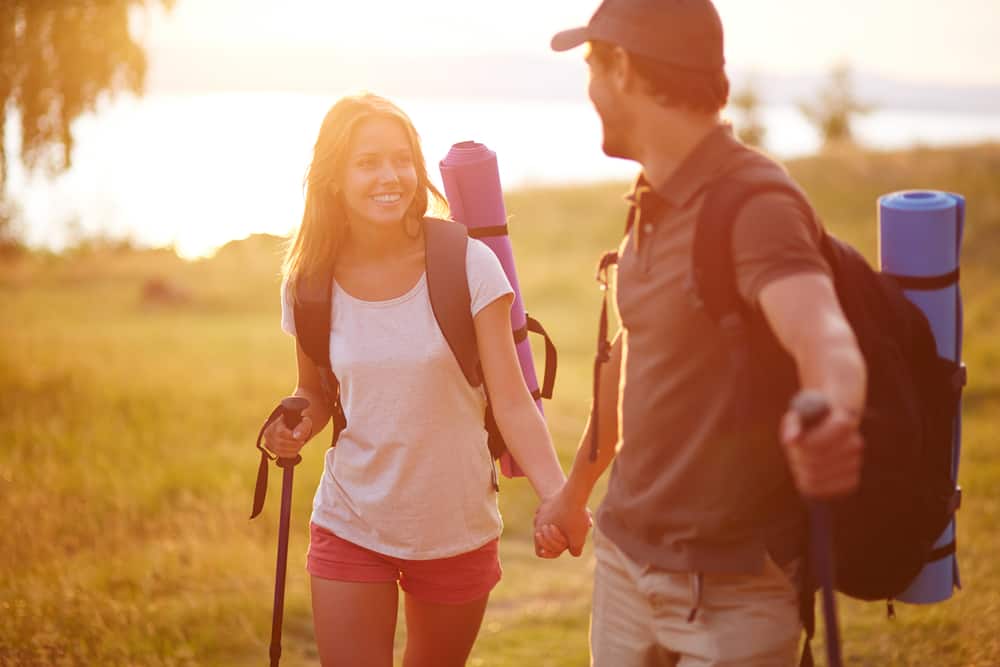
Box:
[283,93,448,293]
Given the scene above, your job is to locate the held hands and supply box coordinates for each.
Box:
[263,415,314,460]
[533,487,593,559]
[780,402,864,499]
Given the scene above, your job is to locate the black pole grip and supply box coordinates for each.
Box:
[790,389,843,667]
[277,397,309,468]
[267,396,309,667]
[279,396,309,431]
[791,390,830,432]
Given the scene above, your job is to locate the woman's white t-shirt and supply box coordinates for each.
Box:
[281,239,513,559]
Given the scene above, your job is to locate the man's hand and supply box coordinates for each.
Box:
[780,404,864,499]
[534,487,592,557]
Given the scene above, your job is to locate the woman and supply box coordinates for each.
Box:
[263,93,573,666]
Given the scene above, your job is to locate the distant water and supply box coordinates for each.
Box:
[7,91,1000,258]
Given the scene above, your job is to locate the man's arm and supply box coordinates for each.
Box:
[563,329,623,506]
[758,273,866,498]
[535,330,623,555]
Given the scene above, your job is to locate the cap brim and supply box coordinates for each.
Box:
[550,27,590,52]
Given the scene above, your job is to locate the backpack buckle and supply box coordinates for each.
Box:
[952,364,968,391]
[685,272,705,311]
[718,312,745,337]
[949,486,962,514]
[595,251,619,289]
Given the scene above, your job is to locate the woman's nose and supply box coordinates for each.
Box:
[377,161,400,184]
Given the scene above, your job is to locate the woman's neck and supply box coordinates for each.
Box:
[342,217,421,262]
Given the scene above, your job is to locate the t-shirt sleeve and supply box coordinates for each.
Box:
[279,279,297,336]
[732,190,832,308]
[466,238,514,317]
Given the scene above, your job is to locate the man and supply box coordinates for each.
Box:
[534,1,866,665]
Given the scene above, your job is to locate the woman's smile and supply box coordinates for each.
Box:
[340,116,419,228]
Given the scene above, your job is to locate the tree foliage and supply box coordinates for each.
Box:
[731,80,767,149]
[799,64,874,147]
[0,0,171,195]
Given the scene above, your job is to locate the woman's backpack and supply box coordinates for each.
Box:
[292,217,557,488]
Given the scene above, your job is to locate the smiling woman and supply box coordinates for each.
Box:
[263,92,574,666]
[339,118,419,232]
[282,94,447,286]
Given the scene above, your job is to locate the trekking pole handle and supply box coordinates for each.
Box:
[791,389,830,433]
[277,397,309,468]
[790,389,843,667]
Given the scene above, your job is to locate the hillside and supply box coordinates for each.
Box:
[1,143,997,666]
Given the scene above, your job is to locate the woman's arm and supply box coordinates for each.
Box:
[263,339,333,458]
[474,295,566,501]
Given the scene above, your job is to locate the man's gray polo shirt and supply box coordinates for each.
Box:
[595,125,831,574]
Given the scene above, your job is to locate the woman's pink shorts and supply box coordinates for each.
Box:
[307,522,502,605]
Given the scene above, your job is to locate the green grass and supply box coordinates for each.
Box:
[2,143,999,666]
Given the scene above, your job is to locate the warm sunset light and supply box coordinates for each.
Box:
[2,1,994,666]
[4,0,996,258]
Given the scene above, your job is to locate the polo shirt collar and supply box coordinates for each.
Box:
[628,123,743,211]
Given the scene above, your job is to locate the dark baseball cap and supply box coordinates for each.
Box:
[550,0,725,72]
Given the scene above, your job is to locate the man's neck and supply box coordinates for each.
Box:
[632,106,723,190]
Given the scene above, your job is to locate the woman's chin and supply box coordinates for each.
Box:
[354,212,407,230]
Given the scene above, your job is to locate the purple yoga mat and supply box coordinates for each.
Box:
[440,141,543,479]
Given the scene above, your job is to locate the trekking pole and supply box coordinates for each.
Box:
[250,396,310,667]
[791,390,843,667]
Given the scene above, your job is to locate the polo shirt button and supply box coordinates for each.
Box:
[644,223,654,233]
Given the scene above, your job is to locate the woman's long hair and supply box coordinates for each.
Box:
[282,93,448,295]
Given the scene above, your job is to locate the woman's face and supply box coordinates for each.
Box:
[338,116,419,230]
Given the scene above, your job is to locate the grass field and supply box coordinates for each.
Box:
[2,143,999,666]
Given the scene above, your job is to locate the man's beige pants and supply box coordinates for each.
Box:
[590,527,802,667]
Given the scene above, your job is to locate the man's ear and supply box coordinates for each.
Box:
[608,45,633,93]
[613,47,648,96]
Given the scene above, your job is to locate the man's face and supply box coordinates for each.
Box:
[585,44,632,160]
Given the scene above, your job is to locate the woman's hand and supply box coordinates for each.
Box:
[534,523,570,559]
[535,488,592,558]
[263,415,314,459]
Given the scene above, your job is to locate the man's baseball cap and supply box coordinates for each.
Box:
[550,0,725,73]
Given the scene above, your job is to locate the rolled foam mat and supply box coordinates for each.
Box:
[879,190,965,603]
[440,141,545,478]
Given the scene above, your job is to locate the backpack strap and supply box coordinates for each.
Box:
[693,178,802,665]
[691,179,816,418]
[426,216,559,402]
[589,249,620,462]
[292,267,347,446]
[524,315,557,400]
[690,179,812,327]
[424,217,482,387]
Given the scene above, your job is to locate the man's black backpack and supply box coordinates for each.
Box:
[689,176,965,661]
[291,216,557,487]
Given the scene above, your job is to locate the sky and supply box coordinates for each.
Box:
[136,0,1000,87]
[9,0,999,258]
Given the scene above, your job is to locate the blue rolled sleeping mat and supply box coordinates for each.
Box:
[878,190,965,603]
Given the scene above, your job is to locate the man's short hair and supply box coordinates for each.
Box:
[590,40,730,114]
